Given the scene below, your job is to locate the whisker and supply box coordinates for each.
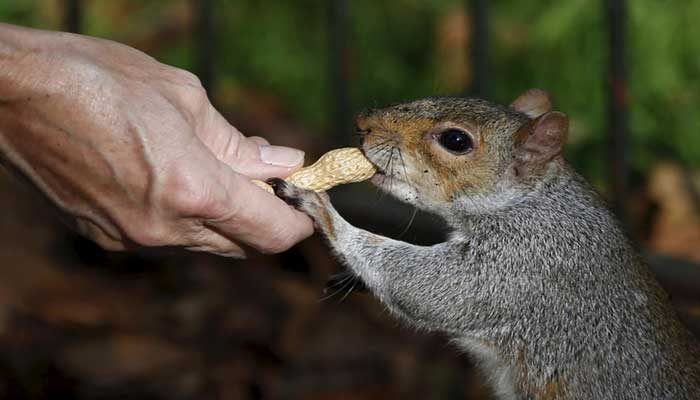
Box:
[339,278,359,303]
[325,273,354,290]
[388,146,396,194]
[370,146,395,166]
[379,146,396,199]
[363,138,394,154]
[397,206,419,239]
[318,273,355,302]
[376,145,394,169]
[397,148,411,187]
[370,136,395,145]
[331,275,356,304]
[364,139,394,155]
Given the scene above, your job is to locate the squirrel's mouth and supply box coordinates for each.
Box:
[374,166,387,176]
[370,167,406,186]
[360,146,407,183]
[360,147,384,176]
[360,140,407,185]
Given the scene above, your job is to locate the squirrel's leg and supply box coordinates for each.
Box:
[267,178,348,246]
[268,178,416,281]
[268,178,461,328]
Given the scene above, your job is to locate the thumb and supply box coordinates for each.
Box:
[204,108,305,180]
[238,141,306,180]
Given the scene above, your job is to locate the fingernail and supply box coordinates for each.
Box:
[259,145,304,168]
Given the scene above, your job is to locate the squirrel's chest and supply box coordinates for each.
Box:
[458,337,566,400]
[458,338,518,400]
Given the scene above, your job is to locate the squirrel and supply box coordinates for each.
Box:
[267,89,700,399]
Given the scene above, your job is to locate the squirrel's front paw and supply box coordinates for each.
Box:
[267,178,336,236]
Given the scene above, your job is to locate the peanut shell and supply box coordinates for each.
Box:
[252,147,376,193]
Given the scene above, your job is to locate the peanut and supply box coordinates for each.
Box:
[252,148,377,193]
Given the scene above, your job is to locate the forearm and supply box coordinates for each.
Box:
[0,23,57,101]
[1,24,66,182]
[331,224,446,306]
[0,24,145,240]
[0,24,39,168]
[0,23,112,113]
[335,225,500,333]
[0,22,30,65]
[331,221,429,290]
[0,23,113,170]
[0,23,70,154]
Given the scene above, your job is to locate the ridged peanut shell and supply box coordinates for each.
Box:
[252,148,376,193]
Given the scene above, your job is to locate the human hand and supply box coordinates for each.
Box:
[0,24,313,257]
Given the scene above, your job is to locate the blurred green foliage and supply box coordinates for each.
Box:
[2,0,699,184]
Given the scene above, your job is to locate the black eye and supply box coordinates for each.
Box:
[438,129,474,154]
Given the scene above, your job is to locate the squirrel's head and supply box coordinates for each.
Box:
[357,89,569,215]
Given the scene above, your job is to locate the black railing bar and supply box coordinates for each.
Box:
[469,0,489,98]
[64,0,82,34]
[606,0,629,225]
[194,0,215,96]
[328,0,352,147]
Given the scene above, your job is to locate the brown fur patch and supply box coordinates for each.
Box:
[528,377,567,400]
[315,205,336,241]
[365,234,385,245]
[514,348,566,400]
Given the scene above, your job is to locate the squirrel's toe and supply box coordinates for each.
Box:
[266,178,302,207]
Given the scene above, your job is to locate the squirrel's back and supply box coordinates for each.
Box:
[456,161,700,399]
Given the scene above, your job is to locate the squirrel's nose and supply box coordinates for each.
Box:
[355,114,370,131]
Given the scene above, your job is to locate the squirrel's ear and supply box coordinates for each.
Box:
[514,111,568,174]
[510,89,552,119]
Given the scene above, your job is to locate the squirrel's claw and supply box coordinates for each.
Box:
[266,178,302,208]
[267,177,329,214]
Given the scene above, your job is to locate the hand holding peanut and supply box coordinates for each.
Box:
[0,23,313,258]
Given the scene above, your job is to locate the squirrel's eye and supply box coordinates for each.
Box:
[438,129,474,154]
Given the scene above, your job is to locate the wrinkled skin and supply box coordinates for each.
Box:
[0,23,313,257]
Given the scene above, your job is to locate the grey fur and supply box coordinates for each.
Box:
[274,96,700,400]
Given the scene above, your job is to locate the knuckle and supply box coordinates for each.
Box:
[162,167,220,218]
[175,73,208,107]
[180,88,209,117]
[170,186,209,217]
[174,68,203,88]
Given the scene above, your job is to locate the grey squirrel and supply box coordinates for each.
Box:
[268,89,700,399]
